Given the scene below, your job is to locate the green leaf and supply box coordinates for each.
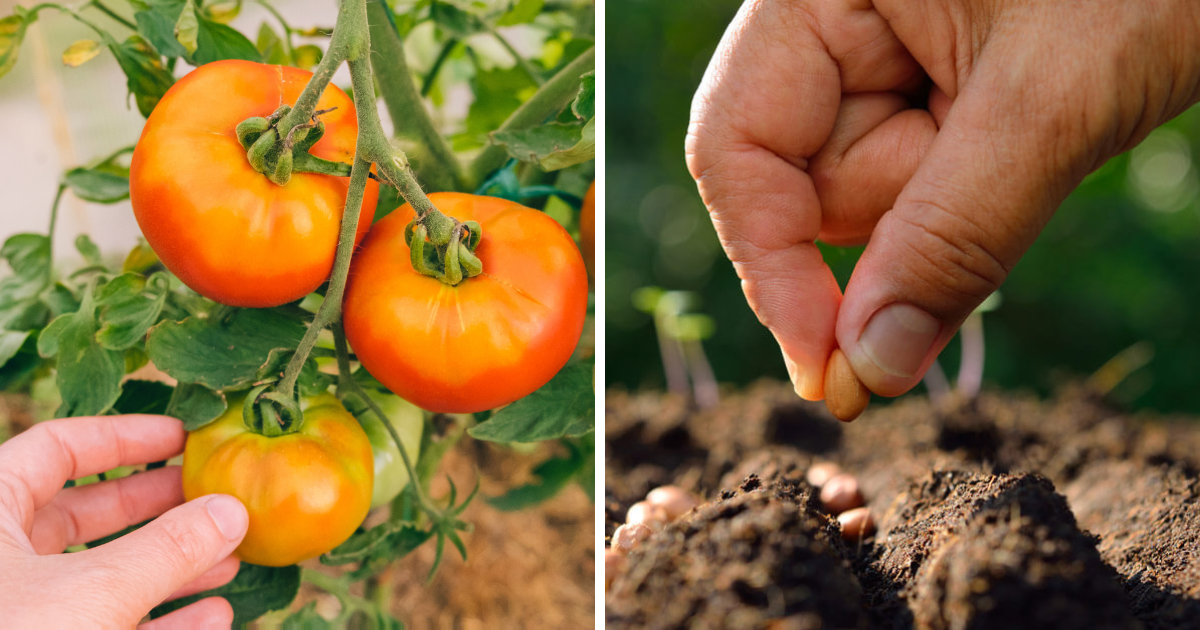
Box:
[134,0,189,58]
[192,19,262,64]
[150,563,301,626]
[62,39,101,67]
[282,602,332,629]
[321,521,432,580]
[469,358,594,442]
[165,382,226,429]
[497,0,543,26]
[146,307,305,390]
[123,240,160,274]
[459,66,537,150]
[255,22,287,65]
[109,35,176,117]
[74,235,102,267]
[174,0,198,54]
[113,379,173,414]
[290,44,322,71]
[430,2,483,38]
[0,233,51,329]
[64,166,131,203]
[487,440,587,511]
[0,329,30,368]
[37,290,125,417]
[0,15,28,79]
[571,70,594,120]
[0,334,41,390]
[95,272,169,350]
[202,0,241,24]
[489,117,594,172]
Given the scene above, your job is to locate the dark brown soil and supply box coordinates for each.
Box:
[605,381,1200,629]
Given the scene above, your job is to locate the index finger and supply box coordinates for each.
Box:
[0,415,186,533]
[685,0,844,399]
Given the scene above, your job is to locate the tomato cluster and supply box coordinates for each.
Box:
[136,62,591,566]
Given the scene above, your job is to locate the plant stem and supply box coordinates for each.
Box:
[86,0,135,30]
[333,324,444,520]
[467,46,594,186]
[47,184,65,267]
[366,0,463,192]
[421,37,458,97]
[272,0,367,138]
[275,156,370,399]
[488,27,544,86]
[957,313,985,399]
[922,359,951,405]
[302,568,383,624]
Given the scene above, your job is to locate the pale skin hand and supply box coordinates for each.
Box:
[687,0,1200,400]
[0,415,249,628]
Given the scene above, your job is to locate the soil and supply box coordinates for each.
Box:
[605,381,1200,629]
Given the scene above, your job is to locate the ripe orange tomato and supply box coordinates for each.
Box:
[181,393,374,567]
[129,60,378,307]
[580,182,595,280]
[343,193,588,413]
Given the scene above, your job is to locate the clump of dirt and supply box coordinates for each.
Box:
[607,474,868,629]
[605,381,1200,629]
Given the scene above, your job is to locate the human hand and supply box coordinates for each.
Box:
[0,415,249,628]
[686,0,1200,399]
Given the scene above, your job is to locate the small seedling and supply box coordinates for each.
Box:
[633,287,720,409]
[923,291,1002,404]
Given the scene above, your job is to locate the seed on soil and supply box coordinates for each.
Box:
[819,473,864,515]
[646,485,699,520]
[612,523,654,553]
[836,507,875,541]
[824,349,870,422]
[605,548,625,589]
[805,462,842,488]
[627,501,670,530]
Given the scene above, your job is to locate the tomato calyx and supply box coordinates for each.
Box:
[403,216,484,286]
[237,104,358,186]
[241,383,304,437]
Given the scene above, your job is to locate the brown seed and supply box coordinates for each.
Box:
[819,473,864,515]
[612,523,653,553]
[837,507,875,541]
[805,462,843,488]
[626,501,670,530]
[604,548,625,589]
[824,349,870,422]
[646,485,698,521]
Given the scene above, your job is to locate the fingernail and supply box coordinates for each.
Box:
[205,495,248,541]
[858,304,939,378]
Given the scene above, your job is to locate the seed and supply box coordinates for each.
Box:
[824,349,870,422]
[806,462,843,488]
[612,523,653,553]
[604,548,625,590]
[627,501,670,530]
[819,473,864,515]
[837,507,875,541]
[646,485,699,521]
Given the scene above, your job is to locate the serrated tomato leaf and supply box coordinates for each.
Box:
[489,118,594,171]
[571,71,594,120]
[165,382,226,429]
[96,272,169,350]
[64,166,131,204]
[37,289,124,417]
[468,358,593,442]
[109,35,176,117]
[145,307,306,390]
[322,521,432,581]
[150,563,300,626]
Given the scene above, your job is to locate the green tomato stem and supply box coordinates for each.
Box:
[466,45,594,187]
[86,0,135,30]
[421,37,458,97]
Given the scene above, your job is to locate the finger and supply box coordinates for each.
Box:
[837,53,1101,395]
[164,556,240,603]
[0,415,185,530]
[74,494,248,616]
[139,597,233,630]
[30,466,184,554]
[810,93,938,244]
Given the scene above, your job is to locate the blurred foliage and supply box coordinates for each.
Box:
[606,0,1200,414]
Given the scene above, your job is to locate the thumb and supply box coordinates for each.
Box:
[835,60,1104,396]
[76,494,248,618]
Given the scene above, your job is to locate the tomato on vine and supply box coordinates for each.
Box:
[581,181,595,280]
[342,193,588,414]
[355,390,424,509]
[181,393,374,567]
[129,60,378,308]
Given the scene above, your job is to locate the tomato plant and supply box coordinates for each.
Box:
[182,393,374,566]
[0,0,596,625]
[345,193,588,413]
[130,60,378,308]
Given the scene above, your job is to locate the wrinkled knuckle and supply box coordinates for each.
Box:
[892,205,1009,307]
[158,518,212,571]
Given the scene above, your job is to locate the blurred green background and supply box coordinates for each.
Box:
[605,0,1200,413]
